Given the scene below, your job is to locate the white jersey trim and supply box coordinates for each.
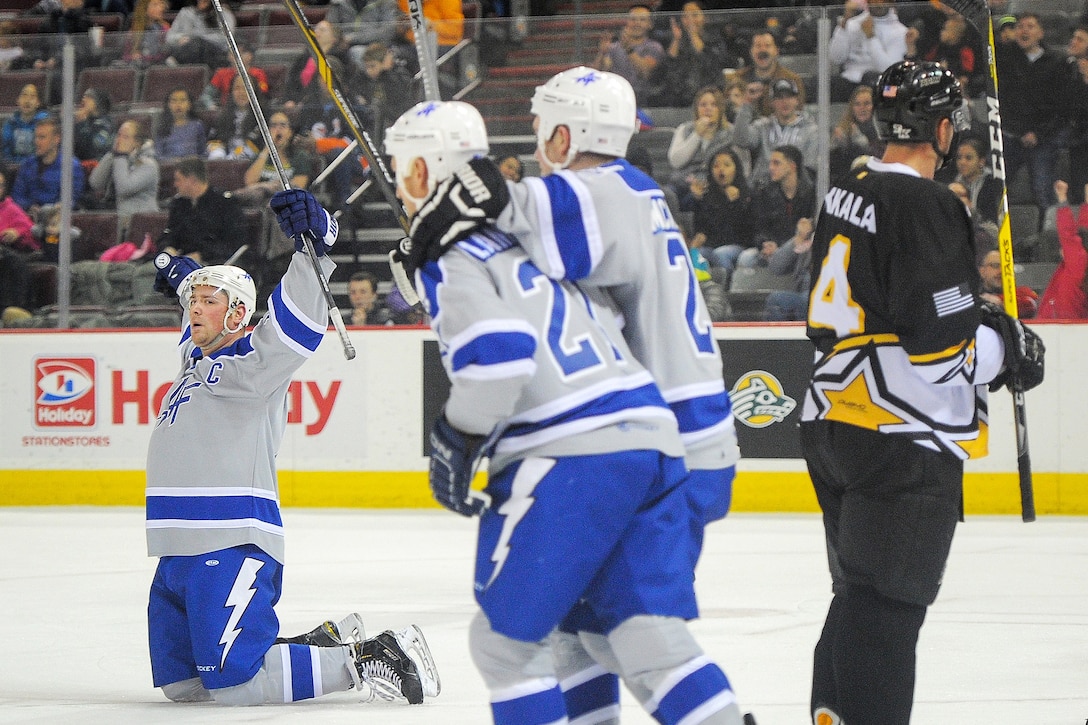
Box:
[146,486,278,500]
[495,406,678,455]
[145,518,285,536]
[505,370,657,426]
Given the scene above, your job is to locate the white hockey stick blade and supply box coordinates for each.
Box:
[393,625,441,698]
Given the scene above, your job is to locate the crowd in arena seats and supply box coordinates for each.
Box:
[2,0,1088,326]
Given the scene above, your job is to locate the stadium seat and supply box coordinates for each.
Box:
[138,65,209,109]
[70,211,121,262]
[0,70,50,114]
[76,66,139,110]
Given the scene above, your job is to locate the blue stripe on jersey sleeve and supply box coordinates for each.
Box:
[669,390,733,436]
[451,331,537,374]
[146,493,283,527]
[540,174,593,279]
[270,285,324,352]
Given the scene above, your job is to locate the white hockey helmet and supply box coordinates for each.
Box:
[180,264,257,330]
[384,101,490,205]
[530,67,637,169]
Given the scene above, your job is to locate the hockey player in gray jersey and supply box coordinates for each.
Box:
[145,190,439,706]
[386,99,745,725]
[401,68,745,724]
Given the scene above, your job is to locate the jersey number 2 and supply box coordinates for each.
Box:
[809,234,865,336]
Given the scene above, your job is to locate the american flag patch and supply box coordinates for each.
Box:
[882,85,898,98]
[933,284,974,317]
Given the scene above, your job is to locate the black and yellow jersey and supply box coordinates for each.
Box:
[801,158,991,460]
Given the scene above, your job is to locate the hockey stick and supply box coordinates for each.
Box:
[211,0,356,360]
[943,0,1035,521]
[277,0,422,307]
[407,0,442,102]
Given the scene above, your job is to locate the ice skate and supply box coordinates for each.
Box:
[349,627,438,704]
[275,613,366,647]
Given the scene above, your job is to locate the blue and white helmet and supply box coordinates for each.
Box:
[530,67,637,169]
[384,101,490,205]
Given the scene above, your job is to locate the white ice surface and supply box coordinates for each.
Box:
[0,508,1085,724]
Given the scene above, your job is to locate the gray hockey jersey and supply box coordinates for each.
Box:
[416,226,684,474]
[145,253,334,563]
[496,160,739,470]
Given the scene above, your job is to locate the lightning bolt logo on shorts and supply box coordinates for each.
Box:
[219,558,264,670]
[484,458,554,589]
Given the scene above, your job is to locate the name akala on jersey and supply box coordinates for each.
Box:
[824,186,876,233]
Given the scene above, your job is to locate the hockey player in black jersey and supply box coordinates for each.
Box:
[800,61,1044,725]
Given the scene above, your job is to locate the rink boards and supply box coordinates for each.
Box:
[0,323,1084,514]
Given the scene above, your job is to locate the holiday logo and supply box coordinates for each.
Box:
[35,357,96,428]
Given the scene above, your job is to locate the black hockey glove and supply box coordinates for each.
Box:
[400,157,510,275]
[269,189,337,255]
[153,252,202,299]
[428,413,490,517]
[978,301,1045,393]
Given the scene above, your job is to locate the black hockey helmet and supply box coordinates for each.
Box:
[873,61,971,143]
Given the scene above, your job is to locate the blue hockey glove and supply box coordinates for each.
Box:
[269,189,337,255]
[979,301,1045,393]
[153,252,202,299]
[402,157,510,275]
[429,413,489,517]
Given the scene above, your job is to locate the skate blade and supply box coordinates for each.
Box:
[393,624,441,698]
[334,613,366,645]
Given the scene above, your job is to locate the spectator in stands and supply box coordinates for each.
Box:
[325,0,405,71]
[154,87,208,161]
[666,85,734,199]
[732,77,817,185]
[165,0,234,69]
[88,118,160,232]
[828,0,908,102]
[655,1,734,107]
[723,76,745,123]
[342,271,393,326]
[29,0,96,105]
[236,110,315,207]
[158,155,243,264]
[995,12,1071,218]
[1038,179,1088,319]
[681,146,752,274]
[906,11,985,97]
[497,154,524,182]
[0,20,31,72]
[940,136,1003,227]
[121,0,171,68]
[29,203,80,264]
[829,83,882,182]
[977,247,1039,318]
[748,144,815,270]
[994,13,1018,45]
[727,30,805,118]
[206,73,264,161]
[1,83,49,163]
[0,167,35,319]
[396,0,463,57]
[592,4,665,105]
[200,39,268,111]
[948,181,998,254]
[73,87,115,163]
[1066,38,1088,205]
[11,117,86,216]
[283,21,353,134]
[763,216,813,322]
[357,41,416,129]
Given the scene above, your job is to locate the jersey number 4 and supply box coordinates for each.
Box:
[809,234,865,337]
